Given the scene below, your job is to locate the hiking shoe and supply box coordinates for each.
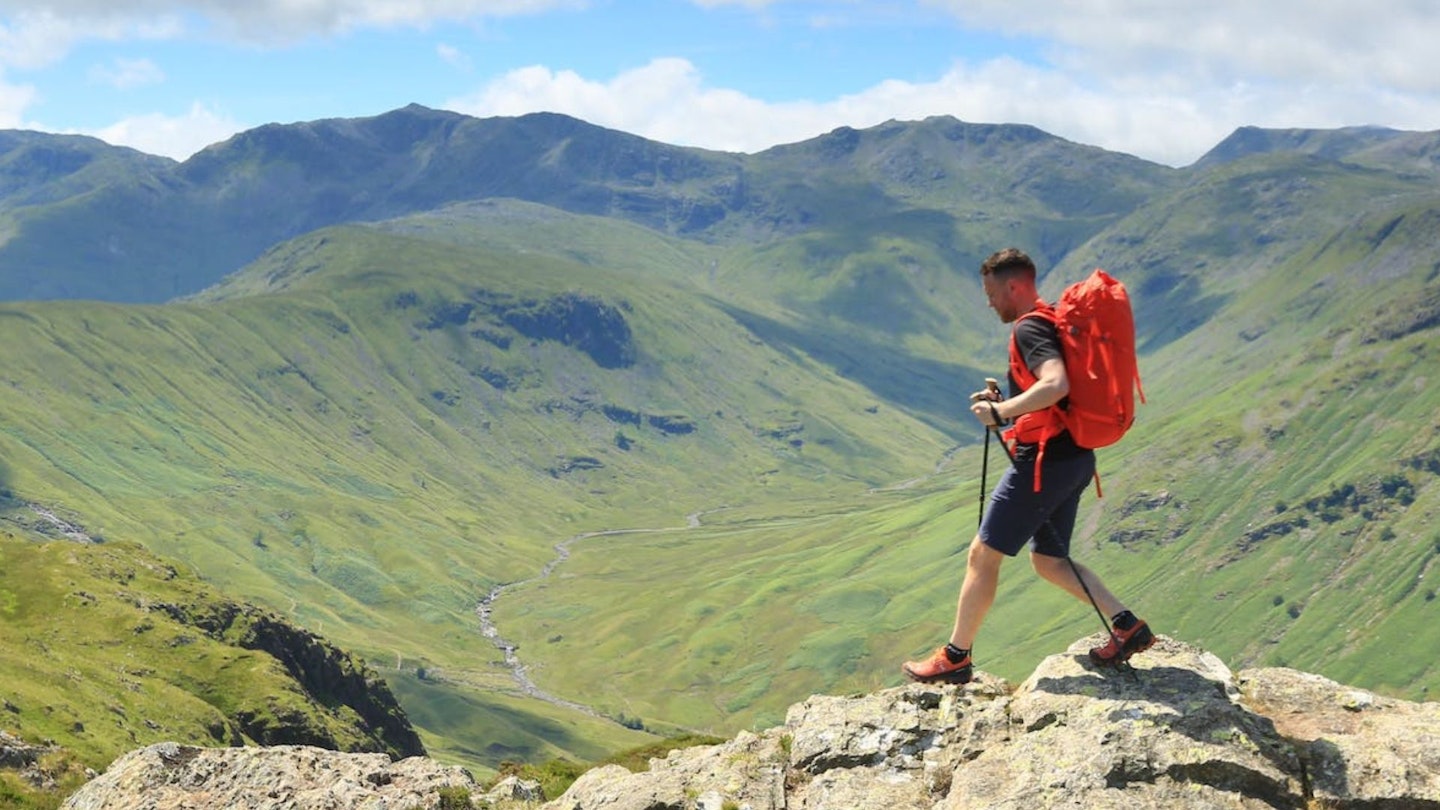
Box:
[902,647,973,684]
[1089,619,1155,667]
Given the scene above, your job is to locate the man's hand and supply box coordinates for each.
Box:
[970,398,1004,427]
[968,377,1005,427]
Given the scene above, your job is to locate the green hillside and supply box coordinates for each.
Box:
[2,113,1439,792]
[0,218,958,774]
[0,531,429,805]
[493,140,1440,732]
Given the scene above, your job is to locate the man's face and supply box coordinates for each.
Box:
[982,273,1017,323]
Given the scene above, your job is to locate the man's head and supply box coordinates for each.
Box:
[980,248,1038,323]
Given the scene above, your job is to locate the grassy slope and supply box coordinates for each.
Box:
[0,222,955,773]
[0,535,394,768]
[497,160,1440,734]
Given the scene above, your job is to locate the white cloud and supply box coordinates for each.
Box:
[0,1,581,45]
[88,56,165,89]
[447,58,813,153]
[436,42,471,71]
[444,56,1233,165]
[443,0,1440,167]
[927,0,1440,84]
[925,1,1440,103]
[7,1,1440,168]
[918,0,1440,162]
[88,101,243,159]
[0,8,183,70]
[0,71,37,127]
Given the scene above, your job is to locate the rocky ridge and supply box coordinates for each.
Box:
[58,636,1440,809]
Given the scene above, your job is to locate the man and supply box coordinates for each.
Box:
[902,248,1153,684]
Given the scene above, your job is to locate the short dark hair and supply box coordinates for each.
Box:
[980,248,1036,280]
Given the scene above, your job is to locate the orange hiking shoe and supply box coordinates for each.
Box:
[902,646,973,684]
[1089,618,1155,667]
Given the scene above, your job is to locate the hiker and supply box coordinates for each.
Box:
[902,248,1153,684]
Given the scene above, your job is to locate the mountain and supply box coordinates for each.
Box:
[55,637,1440,809]
[0,131,174,208]
[1,109,1439,792]
[0,106,1175,303]
[1196,124,1440,176]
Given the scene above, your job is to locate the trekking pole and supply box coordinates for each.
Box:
[969,378,1002,530]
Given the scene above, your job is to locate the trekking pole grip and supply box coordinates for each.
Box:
[984,378,1004,428]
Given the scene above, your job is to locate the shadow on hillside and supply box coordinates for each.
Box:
[1129,268,1233,354]
[1033,661,1313,802]
[716,303,980,440]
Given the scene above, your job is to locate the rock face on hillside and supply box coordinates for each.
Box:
[147,597,425,760]
[58,636,1440,810]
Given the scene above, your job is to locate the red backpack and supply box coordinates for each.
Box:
[1004,268,1145,491]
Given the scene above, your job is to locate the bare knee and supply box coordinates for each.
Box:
[1030,552,1068,582]
[967,535,1005,574]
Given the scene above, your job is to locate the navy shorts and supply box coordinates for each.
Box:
[980,449,1096,558]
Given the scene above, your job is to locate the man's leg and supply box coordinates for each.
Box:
[950,535,1007,649]
[1032,551,1155,665]
[1031,553,1124,618]
[902,534,1005,683]
[903,462,1033,684]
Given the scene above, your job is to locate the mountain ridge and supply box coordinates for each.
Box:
[3,106,1183,303]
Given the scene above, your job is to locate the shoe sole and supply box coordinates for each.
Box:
[1089,625,1155,667]
[903,665,973,685]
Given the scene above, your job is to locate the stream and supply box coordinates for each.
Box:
[473,510,711,721]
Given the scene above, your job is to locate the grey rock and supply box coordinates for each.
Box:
[54,636,1440,810]
[60,743,478,810]
[1238,665,1440,806]
[544,636,1440,810]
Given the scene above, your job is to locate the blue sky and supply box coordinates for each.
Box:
[3,1,1439,167]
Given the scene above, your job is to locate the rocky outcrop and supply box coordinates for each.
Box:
[60,743,479,810]
[546,636,1440,810]
[476,291,636,369]
[145,598,424,759]
[1,729,65,790]
[54,636,1440,809]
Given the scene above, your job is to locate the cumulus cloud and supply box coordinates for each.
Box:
[0,8,183,70]
[443,2,1440,166]
[7,1,1440,167]
[0,1,579,45]
[0,72,37,127]
[89,101,243,159]
[446,59,785,152]
[918,0,1440,162]
[88,56,165,89]
[446,56,1230,165]
[929,0,1440,92]
[436,42,471,71]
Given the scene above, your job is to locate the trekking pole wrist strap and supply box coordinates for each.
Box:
[987,401,1006,426]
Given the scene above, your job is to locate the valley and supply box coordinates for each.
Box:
[1,109,1438,786]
